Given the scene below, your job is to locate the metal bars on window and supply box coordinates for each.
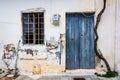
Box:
[22,13,44,44]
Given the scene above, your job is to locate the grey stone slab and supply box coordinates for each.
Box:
[40,77,61,80]
[61,77,72,80]
[117,76,120,80]
[91,78,100,80]
[86,78,92,80]
[39,77,72,80]
[86,75,98,79]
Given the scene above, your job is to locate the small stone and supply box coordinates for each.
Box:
[7,74,14,77]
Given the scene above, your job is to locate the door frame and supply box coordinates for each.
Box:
[65,12,95,70]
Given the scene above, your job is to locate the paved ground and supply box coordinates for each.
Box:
[1,73,120,80]
[15,75,120,80]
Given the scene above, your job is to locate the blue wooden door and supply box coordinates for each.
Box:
[66,13,95,69]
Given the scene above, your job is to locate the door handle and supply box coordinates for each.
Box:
[80,34,83,37]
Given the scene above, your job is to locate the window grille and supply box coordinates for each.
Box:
[22,13,44,44]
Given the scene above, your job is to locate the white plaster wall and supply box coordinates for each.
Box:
[116,0,120,68]
[0,0,116,71]
[96,0,116,70]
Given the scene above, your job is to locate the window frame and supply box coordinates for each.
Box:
[21,12,45,45]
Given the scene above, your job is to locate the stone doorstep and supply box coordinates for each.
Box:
[65,69,96,75]
[18,69,96,77]
[28,73,97,80]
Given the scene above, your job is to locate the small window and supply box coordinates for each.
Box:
[22,13,44,44]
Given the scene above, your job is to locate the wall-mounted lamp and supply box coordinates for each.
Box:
[52,14,61,26]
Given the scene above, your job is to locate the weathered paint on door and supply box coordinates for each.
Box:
[66,13,95,69]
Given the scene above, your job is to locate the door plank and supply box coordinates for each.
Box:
[74,14,80,69]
